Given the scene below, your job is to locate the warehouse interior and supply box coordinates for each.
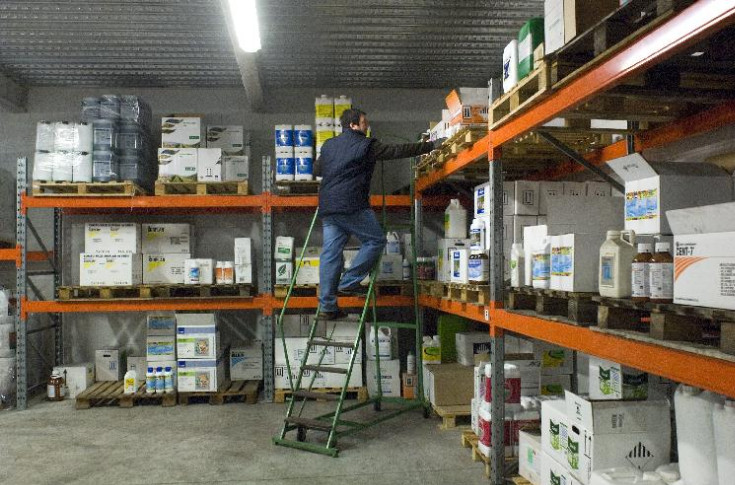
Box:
[2,1,735,484]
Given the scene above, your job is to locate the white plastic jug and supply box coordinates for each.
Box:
[367,325,394,361]
[123,370,137,395]
[590,468,667,485]
[444,199,468,239]
[510,243,524,288]
[503,40,519,93]
[385,232,401,255]
[0,288,9,317]
[714,400,735,485]
[675,385,723,485]
[599,230,637,298]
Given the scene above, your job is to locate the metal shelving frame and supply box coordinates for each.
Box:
[413,3,735,483]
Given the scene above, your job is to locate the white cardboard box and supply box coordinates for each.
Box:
[142,253,190,284]
[586,181,611,197]
[511,180,541,215]
[544,0,619,56]
[206,125,244,154]
[147,335,176,360]
[588,356,648,400]
[450,248,470,284]
[184,259,214,285]
[95,348,121,381]
[321,361,363,388]
[326,320,363,365]
[474,182,491,217]
[564,391,671,484]
[667,202,735,309]
[84,223,140,254]
[274,337,335,366]
[177,357,224,392]
[455,332,492,366]
[535,342,574,375]
[157,148,198,181]
[541,399,569,467]
[519,429,543,485]
[234,238,253,284]
[197,148,222,182]
[275,261,293,285]
[274,364,325,390]
[79,254,142,286]
[539,181,564,215]
[437,238,471,282]
[608,153,732,235]
[53,363,94,398]
[161,116,202,148]
[550,233,605,292]
[177,318,219,360]
[378,253,402,281]
[295,247,320,285]
[274,236,295,261]
[141,224,192,254]
[230,341,263,381]
[563,181,586,198]
[541,451,580,485]
[146,313,176,336]
[367,359,401,397]
[222,156,249,181]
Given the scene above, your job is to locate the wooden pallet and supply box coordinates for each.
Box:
[154,180,248,196]
[32,181,146,197]
[490,60,552,129]
[434,404,471,430]
[178,380,260,405]
[58,283,253,301]
[444,283,490,306]
[507,287,599,325]
[460,430,491,478]
[274,386,368,404]
[594,297,735,355]
[75,381,176,409]
[418,280,444,299]
[274,284,318,299]
[273,180,320,196]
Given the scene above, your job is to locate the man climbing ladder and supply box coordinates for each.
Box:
[315,108,444,319]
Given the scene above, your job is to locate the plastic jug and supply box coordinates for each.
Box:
[367,325,394,360]
[674,385,723,485]
[532,237,551,289]
[599,230,637,298]
[123,370,137,395]
[385,232,401,254]
[470,218,486,252]
[590,468,667,485]
[714,400,735,485]
[510,243,524,288]
[502,40,519,93]
[444,199,468,239]
[0,288,8,317]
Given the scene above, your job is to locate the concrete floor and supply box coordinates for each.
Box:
[1,396,490,485]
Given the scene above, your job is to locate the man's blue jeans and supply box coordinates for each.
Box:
[319,209,386,313]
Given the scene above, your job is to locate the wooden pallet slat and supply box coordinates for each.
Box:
[177,379,260,405]
[490,60,551,129]
[75,381,176,409]
[507,287,599,325]
[274,386,368,404]
[32,181,146,197]
[154,180,248,196]
[57,283,253,301]
[273,180,320,196]
[434,404,471,430]
[443,283,490,306]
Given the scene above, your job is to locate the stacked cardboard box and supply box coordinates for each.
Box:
[176,313,223,392]
[274,236,294,285]
[80,223,142,286]
[141,223,192,285]
[146,312,177,388]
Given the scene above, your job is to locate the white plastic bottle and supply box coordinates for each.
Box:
[631,243,653,301]
[532,237,551,289]
[444,199,468,239]
[145,367,156,394]
[674,385,723,485]
[402,258,411,280]
[164,366,174,394]
[407,350,416,375]
[470,218,485,252]
[386,232,401,255]
[155,366,165,394]
[714,400,735,485]
[598,230,637,298]
[483,363,521,409]
[188,260,200,285]
[510,243,524,288]
[0,288,8,316]
[123,370,137,395]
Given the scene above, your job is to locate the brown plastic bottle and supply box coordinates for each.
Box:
[631,243,653,302]
[649,242,673,304]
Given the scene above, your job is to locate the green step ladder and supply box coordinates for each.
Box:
[273,167,429,457]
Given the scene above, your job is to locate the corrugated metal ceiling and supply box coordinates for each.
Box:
[0,0,543,89]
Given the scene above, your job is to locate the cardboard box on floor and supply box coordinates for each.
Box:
[425,362,474,407]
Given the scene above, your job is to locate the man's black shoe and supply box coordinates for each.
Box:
[338,285,370,297]
[318,309,349,321]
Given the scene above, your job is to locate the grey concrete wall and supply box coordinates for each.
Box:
[0,86,447,388]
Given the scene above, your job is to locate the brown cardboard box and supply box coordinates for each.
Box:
[402,373,417,400]
[427,363,474,407]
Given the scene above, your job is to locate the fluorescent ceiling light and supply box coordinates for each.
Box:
[228,0,261,53]
[690,51,705,57]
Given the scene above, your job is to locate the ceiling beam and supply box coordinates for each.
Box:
[219,0,264,112]
[0,73,28,113]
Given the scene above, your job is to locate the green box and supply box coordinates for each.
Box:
[437,314,471,363]
[518,17,545,80]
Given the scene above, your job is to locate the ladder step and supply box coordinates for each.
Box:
[309,339,355,349]
[285,416,333,432]
[292,390,339,401]
[375,322,417,329]
[302,364,348,374]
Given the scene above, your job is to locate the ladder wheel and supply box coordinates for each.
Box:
[374,401,381,412]
[297,426,307,442]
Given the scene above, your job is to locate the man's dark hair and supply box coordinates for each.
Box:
[340,108,366,131]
